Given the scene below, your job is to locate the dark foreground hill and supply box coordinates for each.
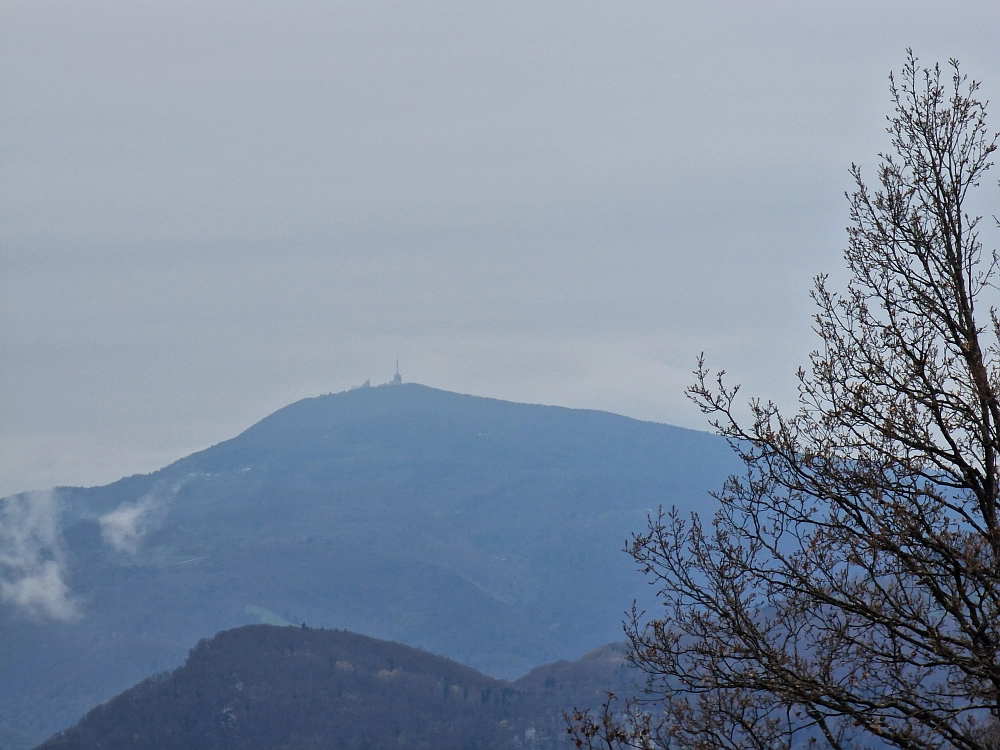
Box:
[0,384,736,742]
[36,625,637,750]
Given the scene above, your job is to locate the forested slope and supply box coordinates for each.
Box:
[37,625,637,750]
[1,384,735,742]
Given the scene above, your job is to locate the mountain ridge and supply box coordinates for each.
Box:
[35,624,639,750]
[0,384,738,743]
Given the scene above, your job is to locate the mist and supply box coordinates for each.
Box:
[0,490,76,620]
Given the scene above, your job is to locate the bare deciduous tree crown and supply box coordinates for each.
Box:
[570,52,1000,750]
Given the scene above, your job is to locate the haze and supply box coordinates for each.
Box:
[2,0,998,497]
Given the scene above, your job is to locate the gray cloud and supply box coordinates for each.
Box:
[99,493,165,554]
[0,490,77,620]
[1,1,998,497]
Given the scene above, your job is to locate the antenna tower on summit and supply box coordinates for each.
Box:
[393,360,402,385]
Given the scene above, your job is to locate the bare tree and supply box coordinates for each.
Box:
[570,53,1000,750]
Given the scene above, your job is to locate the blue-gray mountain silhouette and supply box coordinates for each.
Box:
[36,624,639,750]
[0,384,737,743]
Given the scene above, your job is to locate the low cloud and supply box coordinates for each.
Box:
[0,490,77,620]
[99,494,164,553]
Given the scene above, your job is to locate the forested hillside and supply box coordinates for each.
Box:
[1,384,735,742]
[36,625,637,749]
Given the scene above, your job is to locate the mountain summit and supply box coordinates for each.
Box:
[0,384,736,743]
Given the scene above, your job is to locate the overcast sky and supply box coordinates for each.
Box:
[2,1,999,497]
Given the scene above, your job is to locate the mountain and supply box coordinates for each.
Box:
[0,384,737,742]
[35,624,639,750]
[0,729,31,750]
